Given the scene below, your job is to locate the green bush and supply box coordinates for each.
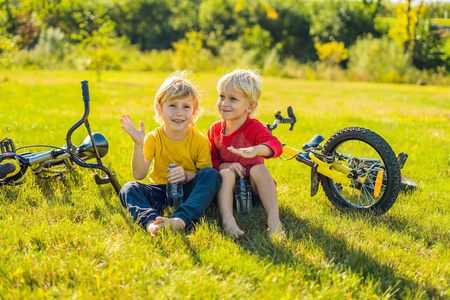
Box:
[34,27,67,60]
[413,19,449,71]
[173,31,216,71]
[348,35,413,83]
[261,46,283,77]
[128,49,176,72]
[216,40,247,72]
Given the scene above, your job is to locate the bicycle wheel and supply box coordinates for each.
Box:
[320,127,401,215]
[0,154,27,185]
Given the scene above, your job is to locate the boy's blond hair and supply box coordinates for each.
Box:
[154,71,203,126]
[217,69,262,105]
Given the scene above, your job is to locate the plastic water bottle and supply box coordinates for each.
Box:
[166,163,183,209]
[235,169,252,217]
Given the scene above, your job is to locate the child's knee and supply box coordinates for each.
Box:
[219,168,236,183]
[120,181,139,193]
[119,181,139,207]
[249,164,271,177]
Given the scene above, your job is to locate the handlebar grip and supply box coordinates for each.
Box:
[81,80,90,101]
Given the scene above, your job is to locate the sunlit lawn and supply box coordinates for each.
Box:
[0,69,449,298]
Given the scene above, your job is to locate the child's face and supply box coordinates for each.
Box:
[157,96,194,136]
[217,86,256,123]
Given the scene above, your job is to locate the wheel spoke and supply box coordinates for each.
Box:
[321,128,400,215]
[330,138,388,208]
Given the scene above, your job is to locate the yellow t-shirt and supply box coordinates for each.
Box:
[143,126,212,184]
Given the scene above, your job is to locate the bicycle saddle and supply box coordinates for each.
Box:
[302,134,325,150]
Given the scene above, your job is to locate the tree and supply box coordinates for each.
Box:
[308,0,379,48]
[109,0,175,51]
[71,4,121,81]
[388,1,447,70]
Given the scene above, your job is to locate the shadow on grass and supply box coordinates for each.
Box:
[370,213,450,248]
[235,207,440,298]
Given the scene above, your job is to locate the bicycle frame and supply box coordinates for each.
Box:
[282,144,353,186]
[267,107,373,196]
[0,81,121,194]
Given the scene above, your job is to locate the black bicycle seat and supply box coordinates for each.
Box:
[303,134,325,149]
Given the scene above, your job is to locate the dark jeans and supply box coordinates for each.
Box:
[119,167,221,230]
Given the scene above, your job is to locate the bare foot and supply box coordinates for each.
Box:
[156,216,186,231]
[146,220,160,237]
[222,216,245,240]
[146,217,186,237]
[268,219,285,239]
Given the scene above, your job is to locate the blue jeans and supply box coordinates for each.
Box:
[119,167,221,230]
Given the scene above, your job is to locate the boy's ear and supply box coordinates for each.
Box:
[247,102,258,113]
[155,104,162,115]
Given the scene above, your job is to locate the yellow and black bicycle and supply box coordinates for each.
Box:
[267,107,417,215]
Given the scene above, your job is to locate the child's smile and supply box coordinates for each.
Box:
[159,97,194,140]
[172,118,185,124]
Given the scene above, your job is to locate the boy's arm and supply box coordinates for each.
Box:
[227,120,282,159]
[207,126,221,170]
[227,144,273,159]
[252,120,283,158]
[131,143,151,180]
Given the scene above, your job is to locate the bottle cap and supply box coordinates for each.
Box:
[169,163,176,168]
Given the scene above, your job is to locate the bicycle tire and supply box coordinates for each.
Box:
[319,127,401,215]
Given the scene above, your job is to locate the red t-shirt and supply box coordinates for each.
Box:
[207,117,283,173]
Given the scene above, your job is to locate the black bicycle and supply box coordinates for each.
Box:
[0,81,121,194]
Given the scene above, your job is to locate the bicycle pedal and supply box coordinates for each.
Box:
[310,167,319,197]
[0,138,15,153]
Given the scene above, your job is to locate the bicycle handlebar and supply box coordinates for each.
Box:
[267,106,297,133]
[66,81,91,149]
[81,80,90,101]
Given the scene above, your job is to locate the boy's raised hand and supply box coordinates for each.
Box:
[120,114,145,145]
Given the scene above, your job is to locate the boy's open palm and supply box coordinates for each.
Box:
[120,114,145,145]
[227,146,257,158]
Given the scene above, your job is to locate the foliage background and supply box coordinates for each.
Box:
[0,0,449,84]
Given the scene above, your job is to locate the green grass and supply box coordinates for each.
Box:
[0,70,449,299]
